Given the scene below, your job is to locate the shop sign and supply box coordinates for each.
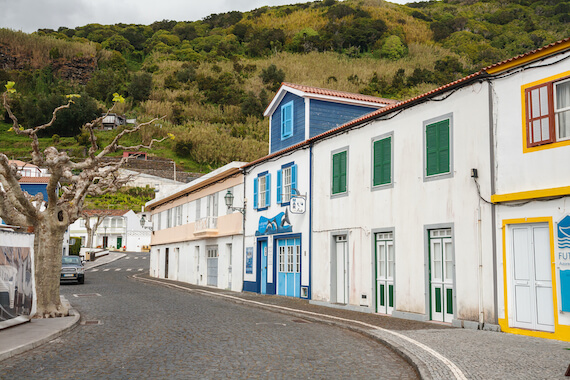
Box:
[245,247,253,274]
[255,210,292,236]
[557,215,570,312]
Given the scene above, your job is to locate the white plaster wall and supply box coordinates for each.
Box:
[495,196,570,327]
[493,51,570,194]
[311,81,496,322]
[243,150,311,292]
[150,235,244,292]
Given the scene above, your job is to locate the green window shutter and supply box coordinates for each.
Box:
[426,119,450,176]
[373,137,391,186]
[332,151,347,194]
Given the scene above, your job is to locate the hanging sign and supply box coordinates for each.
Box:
[289,196,306,214]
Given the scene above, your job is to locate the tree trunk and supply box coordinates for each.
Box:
[33,219,68,318]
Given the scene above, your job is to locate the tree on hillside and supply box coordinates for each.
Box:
[0,82,168,318]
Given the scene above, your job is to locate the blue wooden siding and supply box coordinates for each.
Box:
[270,93,305,153]
[309,100,376,138]
[21,184,49,202]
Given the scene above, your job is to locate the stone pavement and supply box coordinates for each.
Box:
[1,255,569,378]
[135,275,570,380]
[0,252,125,361]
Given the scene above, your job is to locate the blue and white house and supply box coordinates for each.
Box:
[242,83,396,298]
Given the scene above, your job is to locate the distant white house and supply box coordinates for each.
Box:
[69,209,151,252]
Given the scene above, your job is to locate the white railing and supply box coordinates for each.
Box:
[195,216,218,232]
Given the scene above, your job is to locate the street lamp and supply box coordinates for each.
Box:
[140,215,152,230]
[224,190,245,215]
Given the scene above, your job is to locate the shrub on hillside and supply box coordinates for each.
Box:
[380,36,408,60]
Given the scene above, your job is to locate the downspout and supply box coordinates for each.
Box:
[241,168,247,293]
[488,79,499,326]
[309,144,313,300]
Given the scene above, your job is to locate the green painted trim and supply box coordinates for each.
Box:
[388,284,394,308]
[446,288,453,315]
[435,287,442,313]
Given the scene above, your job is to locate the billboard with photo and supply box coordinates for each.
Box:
[0,231,34,322]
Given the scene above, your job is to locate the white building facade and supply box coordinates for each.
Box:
[242,149,312,298]
[310,79,496,325]
[69,209,151,252]
[490,39,570,341]
[147,162,245,292]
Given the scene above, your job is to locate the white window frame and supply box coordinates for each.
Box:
[555,78,570,141]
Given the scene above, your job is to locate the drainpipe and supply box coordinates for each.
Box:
[478,202,484,326]
[309,144,313,300]
[241,169,247,293]
[488,80,499,326]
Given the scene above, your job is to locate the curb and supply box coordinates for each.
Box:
[132,274,432,380]
[84,253,126,270]
[0,297,81,362]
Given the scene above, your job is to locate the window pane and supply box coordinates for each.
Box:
[540,86,549,117]
[556,80,570,110]
[558,110,570,139]
[533,120,542,143]
[531,88,541,118]
[541,118,550,141]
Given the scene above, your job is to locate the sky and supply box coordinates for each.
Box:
[0,0,420,34]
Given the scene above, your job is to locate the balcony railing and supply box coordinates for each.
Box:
[194,216,218,237]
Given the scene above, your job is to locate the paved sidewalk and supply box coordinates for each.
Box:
[135,275,570,380]
[0,252,124,362]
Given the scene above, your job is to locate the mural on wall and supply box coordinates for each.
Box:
[256,209,292,236]
[557,215,570,312]
[0,245,33,322]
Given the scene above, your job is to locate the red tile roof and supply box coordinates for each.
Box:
[282,82,398,105]
[18,176,50,183]
[245,37,570,170]
[483,37,570,74]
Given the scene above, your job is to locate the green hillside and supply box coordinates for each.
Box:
[0,0,567,172]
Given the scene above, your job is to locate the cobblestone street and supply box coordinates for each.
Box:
[1,253,418,379]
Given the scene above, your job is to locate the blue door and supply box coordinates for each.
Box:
[277,238,301,297]
[260,240,268,294]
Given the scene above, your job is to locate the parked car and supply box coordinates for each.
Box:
[60,255,85,284]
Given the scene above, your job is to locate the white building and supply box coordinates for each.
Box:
[146,162,245,292]
[241,83,396,298]
[489,38,570,341]
[69,209,151,252]
[310,75,495,324]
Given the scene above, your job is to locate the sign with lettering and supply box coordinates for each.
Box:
[557,215,570,312]
[245,247,253,274]
[289,196,306,214]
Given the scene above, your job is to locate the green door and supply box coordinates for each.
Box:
[375,232,394,314]
[117,236,123,249]
[429,229,453,322]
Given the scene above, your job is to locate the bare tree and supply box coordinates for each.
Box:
[81,210,114,249]
[0,83,168,317]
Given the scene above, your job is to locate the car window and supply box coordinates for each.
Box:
[62,256,81,265]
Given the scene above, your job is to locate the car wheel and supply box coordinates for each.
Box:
[78,277,85,284]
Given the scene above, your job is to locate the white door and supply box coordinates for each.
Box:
[335,235,348,304]
[207,246,218,287]
[510,224,554,332]
[376,233,394,314]
[430,229,453,323]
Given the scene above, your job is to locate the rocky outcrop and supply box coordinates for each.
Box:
[0,43,97,85]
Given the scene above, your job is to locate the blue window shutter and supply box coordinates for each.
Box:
[266,174,271,206]
[291,164,297,195]
[281,101,293,139]
[253,178,258,210]
[277,169,282,204]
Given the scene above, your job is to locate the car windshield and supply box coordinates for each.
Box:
[62,256,82,265]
